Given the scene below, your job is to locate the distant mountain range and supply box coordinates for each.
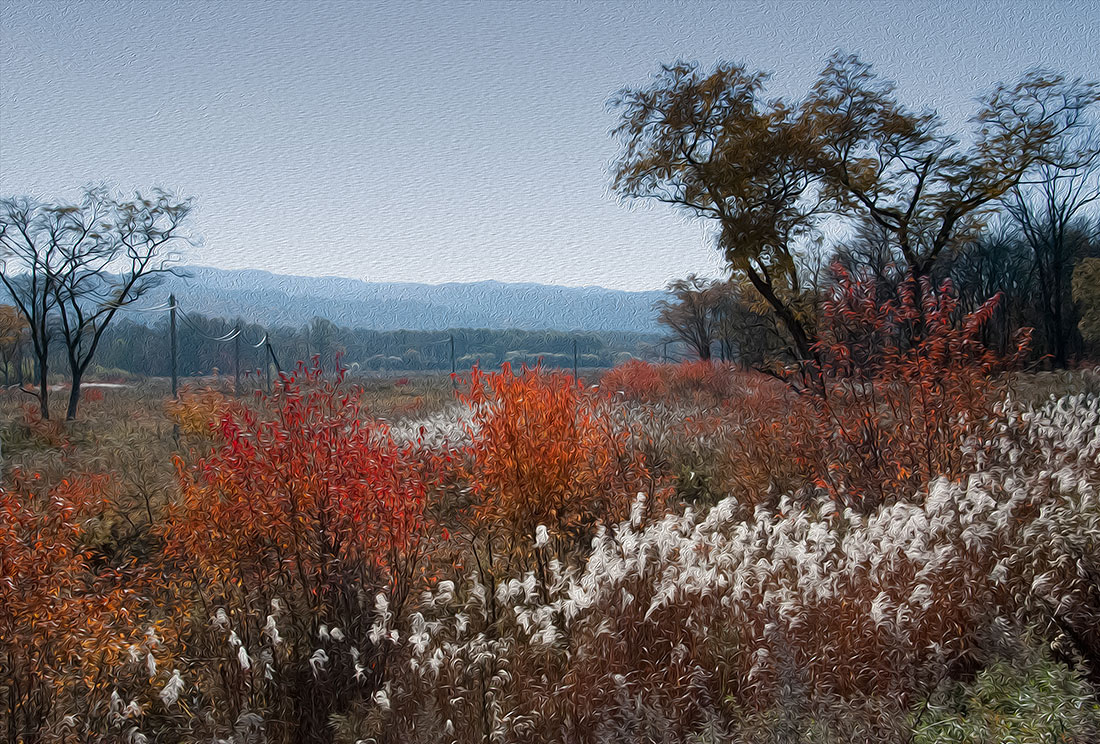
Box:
[138,266,667,334]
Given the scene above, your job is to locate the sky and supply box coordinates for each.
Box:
[2,0,1098,291]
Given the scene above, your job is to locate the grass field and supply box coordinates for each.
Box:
[3,361,1100,743]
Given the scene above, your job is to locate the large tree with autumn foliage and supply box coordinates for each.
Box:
[612,53,1099,375]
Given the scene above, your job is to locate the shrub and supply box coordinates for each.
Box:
[163,386,235,440]
[797,268,1031,507]
[0,471,146,742]
[600,360,748,406]
[459,364,655,559]
[158,361,435,744]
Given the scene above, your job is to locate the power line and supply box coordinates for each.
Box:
[177,308,241,342]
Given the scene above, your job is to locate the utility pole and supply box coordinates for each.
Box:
[264,334,272,394]
[234,323,241,395]
[169,294,178,398]
[448,334,457,387]
[265,339,282,375]
[265,338,284,392]
[573,338,578,381]
[170,294,180,447]
[663,341,669,363]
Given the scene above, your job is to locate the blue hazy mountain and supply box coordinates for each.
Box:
[143,266,666,333]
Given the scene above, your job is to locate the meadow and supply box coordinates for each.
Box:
[3,333,1100,743]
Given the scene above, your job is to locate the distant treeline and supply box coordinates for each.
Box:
[81,315,662,379]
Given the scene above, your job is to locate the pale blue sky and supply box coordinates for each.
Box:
[2,0,1098,290]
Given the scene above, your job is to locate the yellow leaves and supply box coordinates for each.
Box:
[164,387,235,439]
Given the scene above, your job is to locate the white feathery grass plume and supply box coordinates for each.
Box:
[159,670,184,706]
[309,648,329,677]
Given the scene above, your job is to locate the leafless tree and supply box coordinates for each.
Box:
[656,275,724,361]
[1004,138,1100,367]
[0,187,193,419]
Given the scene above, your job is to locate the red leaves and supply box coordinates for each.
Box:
[163,359,433,614]
[600,359,746,405]
[797,266,1032,507]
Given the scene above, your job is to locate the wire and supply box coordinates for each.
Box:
[104,300,177,313]
[178,308,241,342]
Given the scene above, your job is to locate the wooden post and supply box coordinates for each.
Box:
[234,323,241,395]
[169,294,178,398]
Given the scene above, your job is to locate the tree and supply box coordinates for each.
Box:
[1004,156,1100,367]
[656,274,723,361]
[613,55,1099,385]
[934,224,1036,357]
[308,316,343,372]
[0,304,28,386]
[0,198,64,418]
[613,62,827,380]
[802,54,1100,282]
[1073,257,1100,348]
[0,188,192,419]
[711,277,790,368]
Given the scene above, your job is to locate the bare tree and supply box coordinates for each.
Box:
[0,188,193,419]
[656,275,723,361]
[0,304,28,387]
[1,196,81,418]
[1005,148,1100,367]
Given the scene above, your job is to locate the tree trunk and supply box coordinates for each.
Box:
[65,371,82,421]
[36,355,49,420]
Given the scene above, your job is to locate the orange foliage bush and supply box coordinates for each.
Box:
[0,471,144,740]
[163,386,234,439]
[460,364,655,555]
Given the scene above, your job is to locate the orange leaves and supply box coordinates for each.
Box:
[164,386,235,439]
[459,363,651,550]
[1,470,142,734]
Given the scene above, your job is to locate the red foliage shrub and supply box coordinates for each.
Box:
[601,359,669,402]
[797,268,1032,507]
[160,360,436,742]
[600,359,747,406]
